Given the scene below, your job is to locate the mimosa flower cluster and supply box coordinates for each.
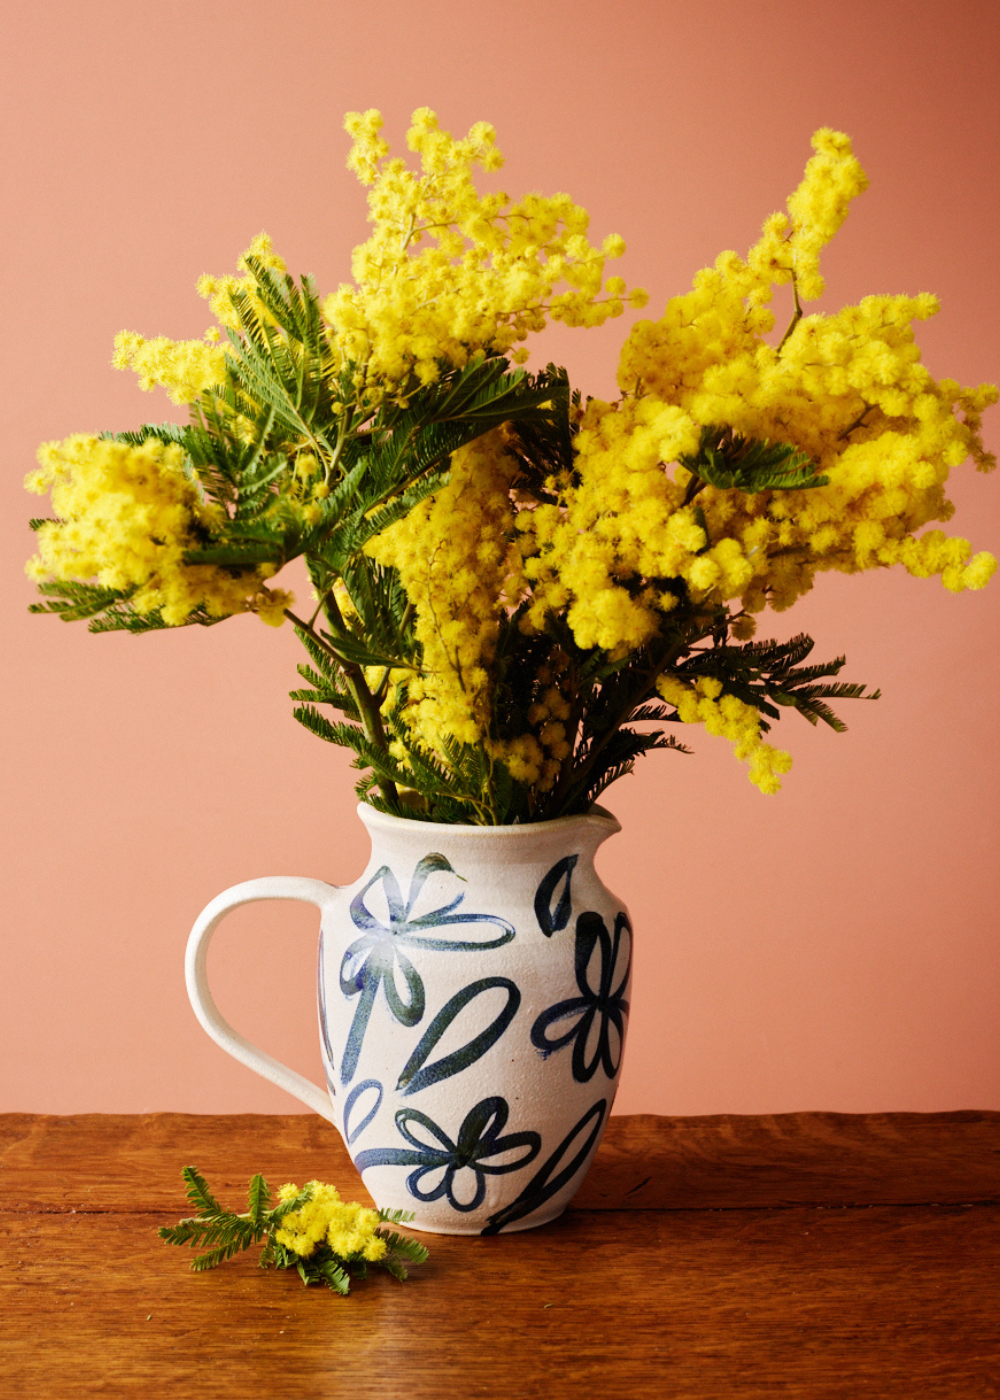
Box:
[274,1180,387,1263]
[324,108,647,398]
[25,434,291,626]
[25,112,996,821]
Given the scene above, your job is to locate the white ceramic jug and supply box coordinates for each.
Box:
[186,803,630,1234]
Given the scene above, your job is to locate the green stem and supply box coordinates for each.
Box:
[776,275,803,355]
[323,404,354,485]
[681,474,707,508]
[285,604,399,804]
[837,403,873,441]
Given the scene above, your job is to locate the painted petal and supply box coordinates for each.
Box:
[349,865,406,932]
[534,855,578,937]
[477,1133,542,1174]
[399,909,516,951]
[530,997,590,1054]
[382,946,425,1027]
[395,1107,457,1155]
[570,1008,602,1082]
[447,1164,486,1212]
[407,1162,453,1203]
[343,1078,383,1145]
[457,1096,509,1156]
[403,852,460,921]
[608,912,633,1000]
[397,978,520,1096]
[339,933,379,993]
[574,911,611,998]
[600,1012,625,1079]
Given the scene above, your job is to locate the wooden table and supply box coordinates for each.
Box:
[1,1111,998,1397]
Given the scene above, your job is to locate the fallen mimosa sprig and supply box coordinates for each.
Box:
[159,1166,428,1295]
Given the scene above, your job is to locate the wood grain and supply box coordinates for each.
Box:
[572,1109,1000,1209]
[2,1110,998,1212]
[2,1113,998,1398]
[2,1204,997,1398]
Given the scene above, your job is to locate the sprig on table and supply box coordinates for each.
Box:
[159,1166,428,1295]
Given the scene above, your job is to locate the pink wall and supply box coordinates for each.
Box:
[2,0,997,1117]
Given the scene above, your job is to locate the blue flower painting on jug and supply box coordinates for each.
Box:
[318,846,631,1234]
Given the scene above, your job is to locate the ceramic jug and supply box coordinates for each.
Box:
[186,803,631,1234]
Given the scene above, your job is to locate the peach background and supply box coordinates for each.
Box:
[2,0,997,1118]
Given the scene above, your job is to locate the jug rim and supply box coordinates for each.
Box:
[356,801,621,840]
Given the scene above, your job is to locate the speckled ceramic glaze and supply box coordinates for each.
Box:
[186,804,630,1234]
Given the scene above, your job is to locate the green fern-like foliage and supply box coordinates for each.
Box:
[676,633,880,732]
[680,423,829,495]
[159,1167,428,1294]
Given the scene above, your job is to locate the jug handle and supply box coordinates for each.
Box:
[185,876,340,1123]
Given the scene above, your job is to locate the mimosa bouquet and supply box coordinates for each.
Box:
[26,110,996,824]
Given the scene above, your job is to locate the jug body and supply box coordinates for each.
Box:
[187,803,631,1235]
